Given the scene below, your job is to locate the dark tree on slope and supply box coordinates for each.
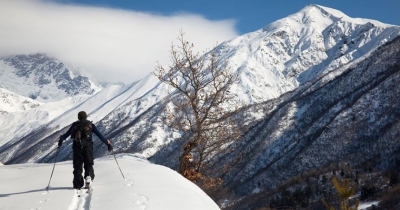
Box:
[154,31,242,188]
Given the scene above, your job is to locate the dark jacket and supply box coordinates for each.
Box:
[60,122,108,145]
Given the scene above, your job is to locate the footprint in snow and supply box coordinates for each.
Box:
[125,179,134,187]
[132,193,149,210]
[33,190,51,209]
[39,198,50,203]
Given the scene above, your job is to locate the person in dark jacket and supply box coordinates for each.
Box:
[58,111,113,189]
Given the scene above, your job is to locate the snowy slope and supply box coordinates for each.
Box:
[0,94,91,146]
[0,75,169,163]
[0,83,121,147]
[0,87,42,113]
[0,154,220,210]
[49,73,165,129]
[0,73,166,148]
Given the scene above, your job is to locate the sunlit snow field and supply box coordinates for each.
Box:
[0,154,220,210]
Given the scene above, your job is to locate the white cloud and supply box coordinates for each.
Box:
[0,0,238,83]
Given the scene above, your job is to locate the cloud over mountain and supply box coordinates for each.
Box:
[0,0,238,83]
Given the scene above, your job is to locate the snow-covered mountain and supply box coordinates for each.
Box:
[217,4,400,104]
[0,53,103,103]
[0,53,110,146]
[0,87,42,113]
[0,154,220,210]
[223,34,400,208]
[1,4,400,209]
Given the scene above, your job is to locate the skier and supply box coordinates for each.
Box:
[58,111,113,190]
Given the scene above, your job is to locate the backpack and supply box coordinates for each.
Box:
[71,120,93,146]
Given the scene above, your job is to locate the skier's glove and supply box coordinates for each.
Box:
[107,143,113,152]
[58,140,63,147]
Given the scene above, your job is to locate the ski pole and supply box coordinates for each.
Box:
[111,151,125,179]
[46,147,60,190]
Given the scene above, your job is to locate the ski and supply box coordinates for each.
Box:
[76,177,92,197]
[76,188,81,197]
[76,187,89,197]
[81,186,90,191]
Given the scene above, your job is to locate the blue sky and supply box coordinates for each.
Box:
[57,0,400,34]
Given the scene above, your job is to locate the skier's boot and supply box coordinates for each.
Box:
[84,176,91,189]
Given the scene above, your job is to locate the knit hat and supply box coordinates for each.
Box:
[78,111,87,120]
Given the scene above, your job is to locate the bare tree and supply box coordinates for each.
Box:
[154,30,242,186]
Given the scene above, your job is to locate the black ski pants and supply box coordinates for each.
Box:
[72,142,94,189]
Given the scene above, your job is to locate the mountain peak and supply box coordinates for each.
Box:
[299,4,347,14]
[0,54,103,102]
[300,4,347,18]
[262,4,390,33]
[262,5,334,32]
[223,4,400,104]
